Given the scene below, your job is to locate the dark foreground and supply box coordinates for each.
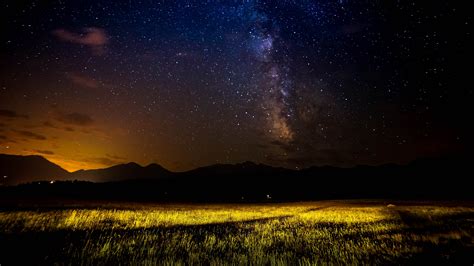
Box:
[0,200,473,265]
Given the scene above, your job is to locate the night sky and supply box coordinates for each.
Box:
[0,1,471,172]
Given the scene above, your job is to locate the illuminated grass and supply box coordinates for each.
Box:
[0,201,473,264]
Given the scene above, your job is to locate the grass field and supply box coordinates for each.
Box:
[0,201,473,264]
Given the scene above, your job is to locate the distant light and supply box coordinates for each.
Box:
[266,194,271,199]
[50,180,55,184]
[3,175,6,179]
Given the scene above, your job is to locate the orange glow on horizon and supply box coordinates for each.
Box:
[46,157,104,172]
[1,150,114,172]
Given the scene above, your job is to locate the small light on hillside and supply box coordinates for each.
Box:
[50,180,55,184]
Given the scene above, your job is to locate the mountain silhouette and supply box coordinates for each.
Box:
[71,162,171,183]
[0,154,171,185]
[0,154,69,186]
[0,153,471,201]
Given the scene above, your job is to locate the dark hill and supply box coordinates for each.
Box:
[71,162,171,182]
[0,153,471,201]
[0,154,69,186]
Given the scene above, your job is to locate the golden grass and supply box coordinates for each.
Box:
[0,201,473,264]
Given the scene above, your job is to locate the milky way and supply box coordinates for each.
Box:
[245,1,294,143]
[0,1,471,171]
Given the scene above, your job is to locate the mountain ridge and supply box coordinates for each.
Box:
[0,153,471,186]
[0,153,472,200]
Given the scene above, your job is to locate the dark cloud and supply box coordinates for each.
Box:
[106,154,126,161]
[0,135,10,144]
[52,27,109,55]
[66,73,100,89]
[43,121,55,128]
[14,130,47,140]
[84,155,124,166]
[56,113,94,126]
[43,121,76,132]
[0,134,17,144]
[0,109,29,119]
[33,149,55,155]
[94,157,118,166]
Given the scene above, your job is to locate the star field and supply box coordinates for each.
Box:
[0,1,471,171]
